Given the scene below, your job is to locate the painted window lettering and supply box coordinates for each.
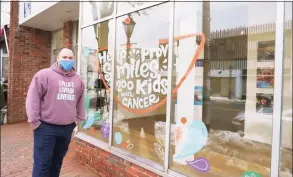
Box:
[95,33,205,114]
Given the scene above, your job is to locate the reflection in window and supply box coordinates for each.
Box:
[82,2,114,25]
[1,57,8,81]
[51,29,63,64]
[169,2,277,177]
[113,3,170,165]
[280,2,292,177]
[117,1,159,15]
[82,1,115,44]
[3,47,7,54]
[82,1,114,55]
[79,20,114,143]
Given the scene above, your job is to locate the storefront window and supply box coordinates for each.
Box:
[112,3,170,165]
[77,1,291,176]
[168,2,277,177]
[280,3,292,177]
[79,20,114,143]
[82,1,114,26]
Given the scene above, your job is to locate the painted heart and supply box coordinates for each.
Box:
[96,33,205,114]
[122,142,127,148]
[84,95,90,114]
[93,111,101,121]
[83,113,95,129]
[154,143,164,160]
[157,134,165,147]
[175,127,183,145]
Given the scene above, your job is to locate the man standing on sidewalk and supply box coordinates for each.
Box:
[26,48,85,177]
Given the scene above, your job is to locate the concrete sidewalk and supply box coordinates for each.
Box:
[1,122,98,177]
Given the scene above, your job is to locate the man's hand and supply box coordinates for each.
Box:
[73,121,78,134]
[32,123,41,130]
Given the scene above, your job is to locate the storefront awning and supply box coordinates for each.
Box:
[19,2,79,31]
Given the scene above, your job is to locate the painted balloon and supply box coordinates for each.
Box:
[101,122,110,139]
[173,120,208,159]
[84,95,90,114]
[82,113,95,129]
[186,157,210,173]
[181,117,187,124]
[93,111,101,121]
[114,132,123,145]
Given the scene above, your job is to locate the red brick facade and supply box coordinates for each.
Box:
[8,1,51,123]
[63,20,73,49]
[75,138,161,177]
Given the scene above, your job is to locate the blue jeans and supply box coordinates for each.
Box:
[32,121,76,177]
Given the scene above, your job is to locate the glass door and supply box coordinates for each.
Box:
[51,29,64,64]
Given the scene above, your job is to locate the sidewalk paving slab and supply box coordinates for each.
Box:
[1,122,98,177]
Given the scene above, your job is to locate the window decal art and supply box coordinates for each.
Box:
[186,158,210,173]
[173,120,208,160]
[96,33,206,114]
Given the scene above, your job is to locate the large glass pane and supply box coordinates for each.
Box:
[169,2,277,177]
[82,2,114,25]
[280,2,292,177]
[79,20,114,143]
[112,3,170,165]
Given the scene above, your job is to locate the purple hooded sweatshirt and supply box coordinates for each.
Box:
[26,63,86,128]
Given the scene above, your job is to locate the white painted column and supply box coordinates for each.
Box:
[235,70,243,99]
[174,19,197,165]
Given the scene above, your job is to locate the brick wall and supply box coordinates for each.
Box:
[8,1,51,123]
[74,138,161,177]
[63,20,73,49]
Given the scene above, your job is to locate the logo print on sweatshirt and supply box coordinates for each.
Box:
[57,81,76,101]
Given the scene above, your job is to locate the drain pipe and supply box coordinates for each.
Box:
[3,25,9,57]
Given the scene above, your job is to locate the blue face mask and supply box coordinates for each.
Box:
[58,59,74,71]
